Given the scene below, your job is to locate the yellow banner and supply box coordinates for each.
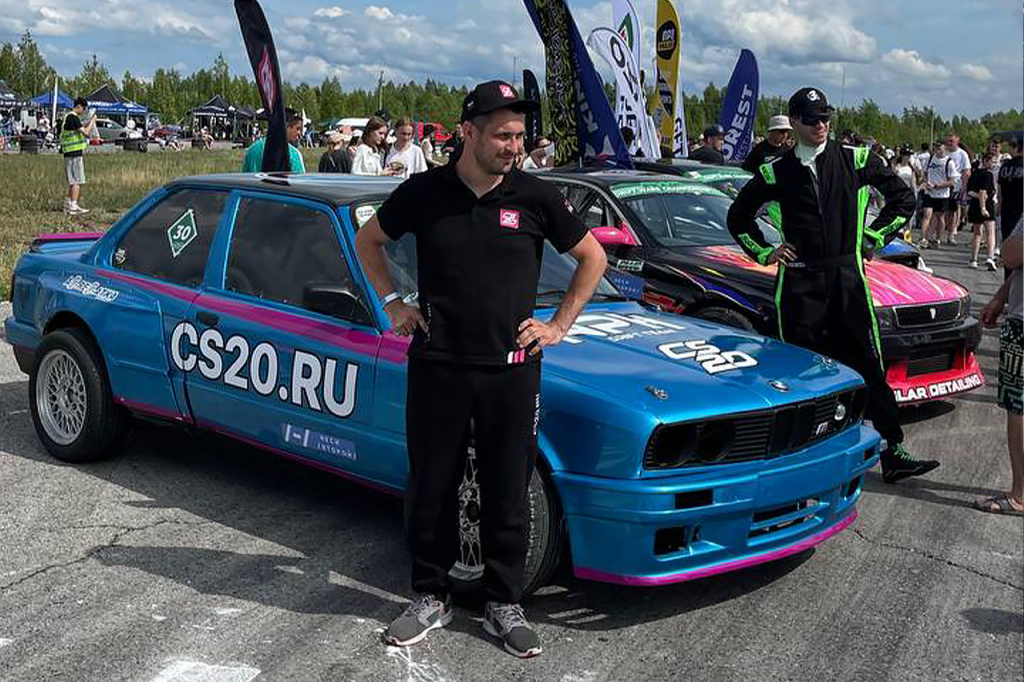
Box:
[655,0,680,149]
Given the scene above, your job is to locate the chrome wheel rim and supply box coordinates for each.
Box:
[36,349,87,445]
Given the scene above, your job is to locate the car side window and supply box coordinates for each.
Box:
[351,202,419,302]
[227,197,360,315]
[113,188,226,287]
[580,194,615,229]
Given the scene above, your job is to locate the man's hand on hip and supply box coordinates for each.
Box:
[517,318,566,356]
[767,243,798,265]
[386,301,427,336]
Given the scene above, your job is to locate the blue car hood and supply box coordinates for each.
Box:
[539,303,862,422]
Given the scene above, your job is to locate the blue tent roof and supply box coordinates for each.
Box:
[88,100,147,115]
[31,90,74,109]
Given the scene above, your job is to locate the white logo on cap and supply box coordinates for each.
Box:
[499,84,515,99]
[807,90,820,101]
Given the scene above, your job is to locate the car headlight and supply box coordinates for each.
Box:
[875,306,895,332]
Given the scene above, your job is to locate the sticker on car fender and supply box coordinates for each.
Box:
[62,274,119,303]
[169,321,358,418]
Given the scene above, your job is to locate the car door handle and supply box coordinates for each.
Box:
[196,311,219,327]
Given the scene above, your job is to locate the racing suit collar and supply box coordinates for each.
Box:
[795,139,827,167]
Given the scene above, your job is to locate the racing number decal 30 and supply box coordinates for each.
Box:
[170,321,358,418]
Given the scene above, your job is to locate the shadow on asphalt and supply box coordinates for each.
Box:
[961,608,1024,635]
[862,471,997,510]
[898,400,956,425]
[1,379,813,632]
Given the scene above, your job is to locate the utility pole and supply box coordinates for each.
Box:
[377,70,385,112]
[512,56,518,87]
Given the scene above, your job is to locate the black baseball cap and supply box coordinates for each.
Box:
[460,80,539,123]
[702,124,725,139]
[788,87,835,118]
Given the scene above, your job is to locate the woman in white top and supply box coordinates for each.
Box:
[420,124,437,167]
[351,117,396,176]
[385,118,428,180]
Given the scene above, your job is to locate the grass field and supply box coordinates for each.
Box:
[0,147,322,299]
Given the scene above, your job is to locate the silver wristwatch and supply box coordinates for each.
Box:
[381,292,402,308]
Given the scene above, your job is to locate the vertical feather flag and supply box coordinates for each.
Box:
[522,0,632,168]
[719,49,759,162]
[235,0,288,172]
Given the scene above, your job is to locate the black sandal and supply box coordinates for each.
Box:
[973,494,1024,516]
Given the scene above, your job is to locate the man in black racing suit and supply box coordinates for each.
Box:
[727,87,939,483]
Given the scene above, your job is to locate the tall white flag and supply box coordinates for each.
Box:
[587,27,660,159]
[613,0,641,79]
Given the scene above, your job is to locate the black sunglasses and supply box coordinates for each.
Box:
[800,114,831,127]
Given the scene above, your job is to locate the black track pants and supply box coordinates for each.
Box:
[778,266,905,446]
[404,358,541,604]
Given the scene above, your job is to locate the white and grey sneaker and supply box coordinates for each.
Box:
[483,601,542,658]
[383,594,453,647]
[968,260,978,269]
[985,257,998,271]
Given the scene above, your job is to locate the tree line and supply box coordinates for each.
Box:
[1,30,1020,153]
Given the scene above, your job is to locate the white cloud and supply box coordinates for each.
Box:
[958,63,994,82]
[364,5,395,21]
[313,6,351,18]
[667,0,876,65]
[880,49,951,79]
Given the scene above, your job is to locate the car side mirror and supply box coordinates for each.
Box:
[591,225,638,249]
[303,282,373,326]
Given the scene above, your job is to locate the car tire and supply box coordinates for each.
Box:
[29,329,128,463]
[448,442,564,598]
[695,305,758,332]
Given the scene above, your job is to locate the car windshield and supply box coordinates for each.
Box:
[619,189,781,248]
[347,203,623,305]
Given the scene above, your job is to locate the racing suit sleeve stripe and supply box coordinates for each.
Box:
[727,164,777,263]
[855,178,886,370]
[858,148,915,247]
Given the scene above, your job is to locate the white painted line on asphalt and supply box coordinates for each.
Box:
[275,564,304,575]
[0,638,13,648]
[212,607,242,616]
[150,660,260,682]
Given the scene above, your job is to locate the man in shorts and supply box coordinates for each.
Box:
[977,218,1023,515]
[919,141,957,248]
[943,132,971,244]
[60,97,97,215]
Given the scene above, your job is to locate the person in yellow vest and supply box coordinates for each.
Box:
[60,97,97,215]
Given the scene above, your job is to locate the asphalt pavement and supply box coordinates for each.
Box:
[0,240,1021,682]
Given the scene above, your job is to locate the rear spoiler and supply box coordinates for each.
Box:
[29,232,104,253]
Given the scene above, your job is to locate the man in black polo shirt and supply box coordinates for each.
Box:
[355,80,606,658]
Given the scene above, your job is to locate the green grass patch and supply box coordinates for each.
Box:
[0,147,322,298]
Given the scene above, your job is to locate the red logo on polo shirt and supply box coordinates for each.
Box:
[499,209,520,229]
[499,84,515,99]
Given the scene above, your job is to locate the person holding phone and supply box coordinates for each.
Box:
[60,97,97,215]
[385,118,428,180]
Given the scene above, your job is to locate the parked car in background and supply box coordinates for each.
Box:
[91,117,129,144]
[5,174,879,594]
[632,159,924,270]
[539,168,984,406]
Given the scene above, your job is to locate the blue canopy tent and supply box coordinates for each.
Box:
[30,90,73,110]
[84,84,147,123]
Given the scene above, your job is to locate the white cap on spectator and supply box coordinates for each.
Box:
[767,115,792,132]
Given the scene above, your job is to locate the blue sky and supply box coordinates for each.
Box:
[0,0,1020,118]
